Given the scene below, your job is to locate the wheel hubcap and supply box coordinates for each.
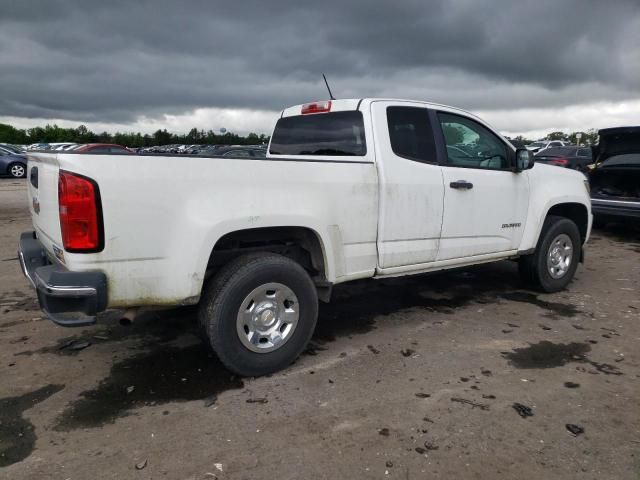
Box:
[546,233,573,279]
[11,165,25,177]
[236,282,299,353]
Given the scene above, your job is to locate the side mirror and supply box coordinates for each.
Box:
[514,148,534,172]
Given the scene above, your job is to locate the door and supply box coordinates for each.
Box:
[434,111,529,261]
[371,102,445,269]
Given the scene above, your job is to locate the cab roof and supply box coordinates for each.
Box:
[280,98,481,122]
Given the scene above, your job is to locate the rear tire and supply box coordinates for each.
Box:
[8,162,26,178]
[198,253,318,376]
[519,215,581,293]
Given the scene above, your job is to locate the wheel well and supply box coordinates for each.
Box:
[206,226,329,299]
[547,203,589,243]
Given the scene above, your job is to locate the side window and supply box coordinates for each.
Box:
[386,106,437,164]
[437,112,509,170]
[89,147,109,153]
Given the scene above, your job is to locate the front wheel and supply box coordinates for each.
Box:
[8,162,26,178]
[519,216,581,293]
[198,253,318,376]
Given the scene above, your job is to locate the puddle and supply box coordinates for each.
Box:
[498,292,579,319]
[312,264,518,342]
[504,341,622,375]
[313,263,579,342]
[504,341,590,368]
[54,344,243,430]
[12,261,577,358]
[313,282,474,341]
[0,384,64,467]
[16,262,580,362]
[17,309,196,357]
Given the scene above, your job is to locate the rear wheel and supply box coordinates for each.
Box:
[8,162,26,178]
[198,253,318,376]
[519,215,581,293]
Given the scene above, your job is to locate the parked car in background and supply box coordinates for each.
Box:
[48,142,77,151]
[28,143,50,151]
[534,146,593,172]
[184,144,206,154]
[72,144,133,154]
[0,149,27,178]
[190,144,219,155]
[526,140,571,153]
[0,143,25,154]
[0,145,17,155]
[590,126,640,224]
[211,146,267,158]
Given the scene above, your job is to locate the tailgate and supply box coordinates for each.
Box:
[27,153,64,258]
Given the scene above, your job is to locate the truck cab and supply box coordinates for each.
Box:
[269,99,589,274]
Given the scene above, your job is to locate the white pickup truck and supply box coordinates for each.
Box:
[19,98,592,375]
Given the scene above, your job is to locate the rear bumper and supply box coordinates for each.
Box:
[18,231,107,327]
[591,198,640,219]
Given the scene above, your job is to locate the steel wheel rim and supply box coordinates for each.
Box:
[10,164,25,178]
[547,233,573,279]
[236,282,299,353]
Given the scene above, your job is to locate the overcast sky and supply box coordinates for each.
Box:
[1,0,639,139]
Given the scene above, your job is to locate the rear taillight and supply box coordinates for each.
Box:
[551,158,569,166]
[58,171,103,252]
[301,100,331,114]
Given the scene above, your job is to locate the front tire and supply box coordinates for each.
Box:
[198,253,318,376]
[519,215,581,293]
[8,162,26,178]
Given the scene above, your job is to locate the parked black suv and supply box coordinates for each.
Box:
[590,126,640,224]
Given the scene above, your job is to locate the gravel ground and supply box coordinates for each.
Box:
[1,177,639,479]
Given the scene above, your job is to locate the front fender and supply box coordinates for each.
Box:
[518,165,591,251]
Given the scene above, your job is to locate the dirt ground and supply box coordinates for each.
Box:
[1,177,639,480]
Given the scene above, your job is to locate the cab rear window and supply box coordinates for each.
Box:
[269,111,366,156]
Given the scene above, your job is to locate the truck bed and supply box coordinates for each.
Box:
[26,151,379,308]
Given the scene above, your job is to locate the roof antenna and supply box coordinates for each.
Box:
[322,73,336,100]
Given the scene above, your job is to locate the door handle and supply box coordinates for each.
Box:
[449,180,473,189]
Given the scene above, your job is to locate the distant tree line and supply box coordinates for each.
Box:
[0,123,270,147]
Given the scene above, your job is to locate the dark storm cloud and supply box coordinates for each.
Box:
[1,0,638,122]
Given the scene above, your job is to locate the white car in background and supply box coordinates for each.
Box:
[50,143,78,151]
[526,140,571,154]
[27,143,50,151]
